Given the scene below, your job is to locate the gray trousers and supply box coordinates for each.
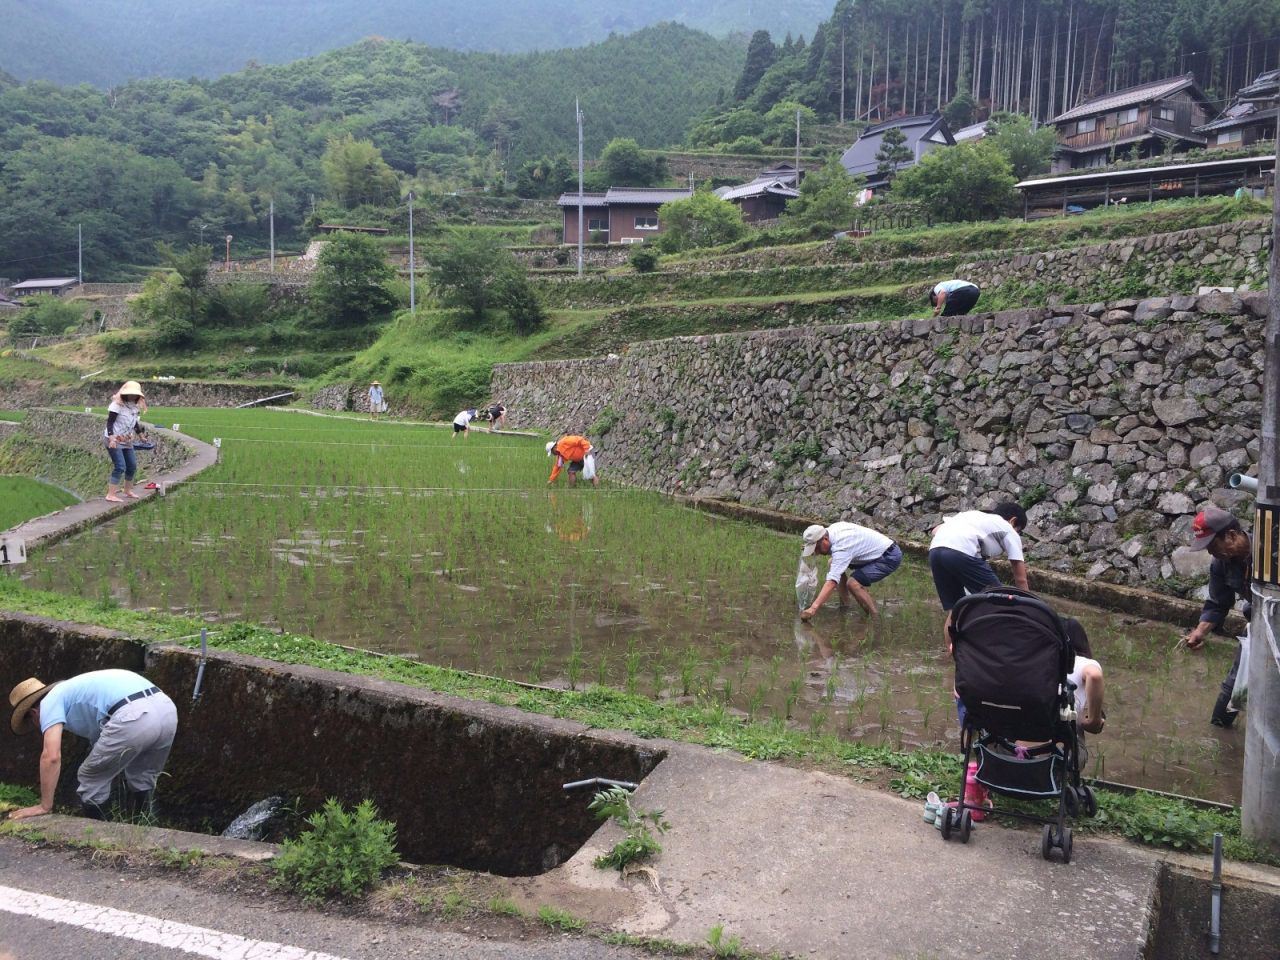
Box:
[78,693,178,805]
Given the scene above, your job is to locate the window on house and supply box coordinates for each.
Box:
[1157,107,1176,122]
[1115,108,1138,125]
[1217,130,1243,145]
[587,218,607,231]
[1075,117,1097,134]
[634,216,659,230]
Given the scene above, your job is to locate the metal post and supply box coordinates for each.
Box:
[77,223,82,285]
[269,200,275,273]
[225,235,233,271]
[795,108,801,174]
[576,99,584,279]
[408,192,415,315]
[1243,106,1280,857]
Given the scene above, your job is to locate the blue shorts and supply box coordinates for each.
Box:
[846,542,903,587]
[928,546,1000,611]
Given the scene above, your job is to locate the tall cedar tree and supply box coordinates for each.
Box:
[734,31,777,102]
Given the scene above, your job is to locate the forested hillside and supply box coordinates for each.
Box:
[691,0,1279,148]
[0,0,826,87]
[0,27,741,281]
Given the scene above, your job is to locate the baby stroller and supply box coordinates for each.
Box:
[939,586,1097,863]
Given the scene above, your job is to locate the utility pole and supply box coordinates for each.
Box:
[576,98,585,279]
[795,109,801,175]
[1244,68,1280,857]
[269,199,275,273]
[225,235,233,271]
[77,223,83,285]
[408,192,416,315]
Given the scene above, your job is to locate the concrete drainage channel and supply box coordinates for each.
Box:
[1145,860,1280,959]
[0,613,663,876]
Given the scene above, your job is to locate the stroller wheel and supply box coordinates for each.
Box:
[1041,824,1054,861]
[940,806,954,841]
[1081,786,1098,818]
[1060,827,1073,864]
[958,810,972,844]
[1063,786,1080,817]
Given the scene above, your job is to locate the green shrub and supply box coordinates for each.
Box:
[629,246,660,273]
[271,798,399,902]
[589,786,670,871]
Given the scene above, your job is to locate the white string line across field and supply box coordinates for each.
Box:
[197,437,540,451]
[0,883,355,960]
[181,481,640,494]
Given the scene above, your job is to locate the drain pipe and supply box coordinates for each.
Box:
[1229,474,1258,493]
[1210,831,1223,954]
[192,627,208,702]
[563,777,639,792]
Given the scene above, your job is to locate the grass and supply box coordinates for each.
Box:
[0,476,80,529]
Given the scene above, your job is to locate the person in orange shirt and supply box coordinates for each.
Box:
[546,435,598,487]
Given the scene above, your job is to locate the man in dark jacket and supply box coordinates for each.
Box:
[1184,507,1252,728]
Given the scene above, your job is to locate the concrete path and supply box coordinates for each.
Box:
[2,427,218,550]
[509,742,1162,960]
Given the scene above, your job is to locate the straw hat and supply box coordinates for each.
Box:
[119,380,145,398]
[371,380,380,385]
[9,677,58,735]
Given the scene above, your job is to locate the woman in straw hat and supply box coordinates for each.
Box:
[105,380,147,502]
[8,670,177,821]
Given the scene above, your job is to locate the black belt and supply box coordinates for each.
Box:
[106,686,159,719]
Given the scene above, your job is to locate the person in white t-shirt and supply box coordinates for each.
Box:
[799,521,902,619]
[1062,617,1105,735]
[452,409,477,439]
[928,503,1029,611]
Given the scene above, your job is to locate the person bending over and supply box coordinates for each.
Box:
[799,521,902,620]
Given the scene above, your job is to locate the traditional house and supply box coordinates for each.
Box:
[1196,69,1278,151]
[714,164,802,222]
[1049,74,1212,171]
[839,113,955,192]
[557,187,693,244]
[10,278,79,297]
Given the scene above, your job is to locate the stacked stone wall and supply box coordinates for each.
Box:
[0,380,295,411]
[492,292,1269,589]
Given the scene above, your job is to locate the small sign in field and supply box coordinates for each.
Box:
[0,539,26,565]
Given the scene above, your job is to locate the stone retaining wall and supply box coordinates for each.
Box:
[509,246,631,269]
[0,409,196,499]
[492,292,1268,589]
[0,380,295,411]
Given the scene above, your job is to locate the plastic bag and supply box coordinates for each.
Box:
[1230,633,1250,710]
[582,453,596,480]
[796,558,818,611]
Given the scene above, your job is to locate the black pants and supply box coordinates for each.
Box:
[940,285,981,316]
[1212,642,1243,726]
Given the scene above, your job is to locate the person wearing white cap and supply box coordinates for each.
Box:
[104,380,147,502]
[7,670,178,821]
[1184,505,1252,728]
[800,521,902,620]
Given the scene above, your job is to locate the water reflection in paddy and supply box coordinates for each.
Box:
[28,409,1243,805]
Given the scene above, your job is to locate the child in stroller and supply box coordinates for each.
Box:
[939,586,1101,863]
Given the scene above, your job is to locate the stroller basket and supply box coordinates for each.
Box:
[974,742,1065,800]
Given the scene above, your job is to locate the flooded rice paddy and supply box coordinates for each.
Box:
[29,408,1243,804]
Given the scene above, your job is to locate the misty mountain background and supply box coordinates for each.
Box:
[0,0,829,86]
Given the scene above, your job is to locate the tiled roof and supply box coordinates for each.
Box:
[10,277,78,289]
[1196,106,1277,134]
[1237,69,1279,101]
[954,121,988,141]
[556,192,609,207]
[1052,74,1204,124]
[604,187,694,204]
[840,113,954,180]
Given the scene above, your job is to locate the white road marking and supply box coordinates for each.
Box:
[0,884,355,959]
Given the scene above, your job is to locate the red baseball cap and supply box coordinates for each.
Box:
[1189,507,1235,551]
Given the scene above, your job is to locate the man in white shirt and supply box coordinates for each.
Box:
[799,521,902,620]
[928,503,1029,611]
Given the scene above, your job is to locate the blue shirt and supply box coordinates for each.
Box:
[368,386,384,403]
[39,670,154,743]
[932,279,978,296]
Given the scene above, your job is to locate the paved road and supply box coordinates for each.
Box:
[0,839,638,960]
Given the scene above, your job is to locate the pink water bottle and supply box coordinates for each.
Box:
[965,761,989,821]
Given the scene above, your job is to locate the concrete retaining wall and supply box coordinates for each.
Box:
[492,292,1267,590]
[0,614,663,876]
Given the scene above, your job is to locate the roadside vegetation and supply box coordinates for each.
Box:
[0,476,79,529]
